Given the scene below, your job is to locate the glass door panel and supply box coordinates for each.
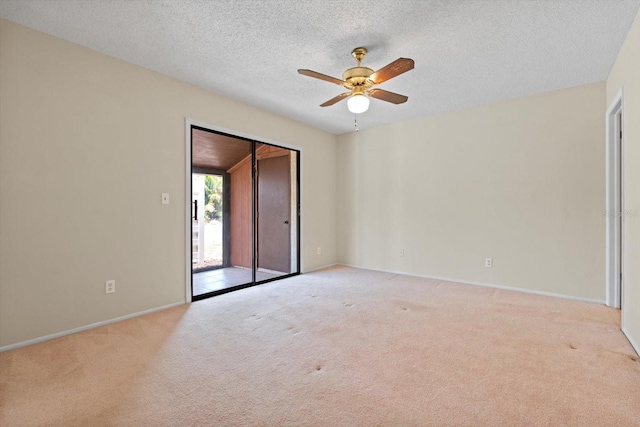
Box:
[191,127,253,298]
[256,144,299,283]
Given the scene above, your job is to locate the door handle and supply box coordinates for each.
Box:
[284,220,289,224]
[193,200,198,220]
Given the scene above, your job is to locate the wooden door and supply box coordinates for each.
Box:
[257,154,291,273]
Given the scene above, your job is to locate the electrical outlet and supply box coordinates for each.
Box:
[106,280,115,294]
[485,258,493,268]
[161,193,169,205]
[400,249,405,256]
[317,247,322,255]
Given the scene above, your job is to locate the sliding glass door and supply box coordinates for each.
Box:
[190,127,300,300]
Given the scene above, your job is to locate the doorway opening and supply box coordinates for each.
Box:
[192,172,225,272]
[186,123,301,301]
[606,89,623,311]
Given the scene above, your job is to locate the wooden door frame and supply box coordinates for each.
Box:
[184,118,302,304]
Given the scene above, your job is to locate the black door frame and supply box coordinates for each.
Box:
[189,124,301,302]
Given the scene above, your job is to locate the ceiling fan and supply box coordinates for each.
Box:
[298,47,414,114]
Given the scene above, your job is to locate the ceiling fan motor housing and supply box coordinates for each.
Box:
[343,47,375,94]
[342,67,375,94]
[297,45,413,107]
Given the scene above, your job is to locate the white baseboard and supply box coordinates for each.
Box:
[622,327,640,357]
[302,263,338,274]
[0,301,185,353]
[338,263,606,305]
[2,266,612,353]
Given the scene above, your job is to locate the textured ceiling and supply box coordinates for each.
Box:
[1,0,639,135]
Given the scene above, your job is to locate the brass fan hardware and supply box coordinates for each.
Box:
[298,47,414,114]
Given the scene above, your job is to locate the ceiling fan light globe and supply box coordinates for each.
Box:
[347,94,370,114]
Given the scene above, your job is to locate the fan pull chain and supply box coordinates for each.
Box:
[354,113,359,132]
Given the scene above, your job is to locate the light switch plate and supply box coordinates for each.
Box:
[162,193,169,205]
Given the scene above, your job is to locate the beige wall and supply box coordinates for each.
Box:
[338,82,606,302]
[2,14,635,351]
[0,19,338,347]
[607,9,640,353]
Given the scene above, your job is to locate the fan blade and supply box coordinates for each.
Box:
[298,69,344,86]
[368,89,408,104]
[320,92,351,107]
[370,58,414,85]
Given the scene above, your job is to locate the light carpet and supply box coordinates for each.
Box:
[1,266,639,426]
